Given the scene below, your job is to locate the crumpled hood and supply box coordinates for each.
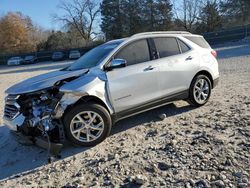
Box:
[5,69,88,95]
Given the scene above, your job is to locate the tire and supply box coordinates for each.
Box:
[63,103,112,146]
[188,74,212,107]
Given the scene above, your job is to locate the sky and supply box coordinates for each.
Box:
[0,0,180,31]
[0,0,65,30]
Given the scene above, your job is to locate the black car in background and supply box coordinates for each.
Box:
[24,55,38,64]
[52,52,64,61]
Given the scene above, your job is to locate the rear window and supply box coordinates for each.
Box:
[153,37,180,58]
[184,36,211,49]
[177,39,190,53]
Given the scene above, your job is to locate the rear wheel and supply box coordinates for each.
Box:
[63,103,112,146]
[188,75,212,107]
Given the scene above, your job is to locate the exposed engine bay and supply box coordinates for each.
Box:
[15,88,63,142]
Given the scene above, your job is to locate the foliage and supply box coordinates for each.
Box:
[196,0,222,33]
[220,0,250,26]
[0,12,36,54]
[100,0,173,40]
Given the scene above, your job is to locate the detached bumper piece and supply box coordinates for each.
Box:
[213,77,219,88]
[36,137,63,162]
[11,130,63,162]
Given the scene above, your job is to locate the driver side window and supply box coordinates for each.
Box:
[115,39,150,66]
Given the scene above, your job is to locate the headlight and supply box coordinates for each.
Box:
[5,94,20,102]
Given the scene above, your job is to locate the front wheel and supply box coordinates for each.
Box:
[63,103,112,146]
[188,75,212,107]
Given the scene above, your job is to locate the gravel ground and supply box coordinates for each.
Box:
[0,42,249,187]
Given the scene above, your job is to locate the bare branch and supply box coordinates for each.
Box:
[53,0,100,42]
[172,0,203,31]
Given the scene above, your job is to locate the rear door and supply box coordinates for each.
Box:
[152,37,200,97]
[106,39,161,113]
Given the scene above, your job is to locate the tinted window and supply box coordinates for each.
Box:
[115,39,150,66]
[177,39,190,53]
[154,37,180,58]
[184,36,211,48]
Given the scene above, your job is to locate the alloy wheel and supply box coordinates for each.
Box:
[70,111,104,143]
[193,78,210,104]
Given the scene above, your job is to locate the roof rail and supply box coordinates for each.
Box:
[131,31,192,38]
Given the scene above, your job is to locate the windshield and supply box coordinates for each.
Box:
[66,41,123,71]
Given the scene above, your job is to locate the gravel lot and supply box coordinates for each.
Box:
[0,42,249,187]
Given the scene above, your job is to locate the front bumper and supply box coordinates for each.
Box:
[3,113,25,131]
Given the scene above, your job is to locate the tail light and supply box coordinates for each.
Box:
[211,50,217,58]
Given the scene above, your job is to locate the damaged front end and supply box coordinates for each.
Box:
[4,87,66,157]
[3,67,112,159]
[3,68,90,158]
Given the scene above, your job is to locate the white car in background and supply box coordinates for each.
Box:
[69,50,81,59]
[7,57,24,66]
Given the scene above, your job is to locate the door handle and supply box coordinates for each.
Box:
[185,56,193,61]
[144,65,155,71]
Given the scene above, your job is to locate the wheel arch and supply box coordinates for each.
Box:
[191,70,214,88]
[75,95,111,113]
[60,94,113,120]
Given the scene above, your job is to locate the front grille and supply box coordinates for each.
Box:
[4,95,20,119]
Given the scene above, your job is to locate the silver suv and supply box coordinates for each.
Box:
[4,32,219,146]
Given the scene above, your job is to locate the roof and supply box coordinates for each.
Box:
[105,31,200,45]
[131,31,192,38]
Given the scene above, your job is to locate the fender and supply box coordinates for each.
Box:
[53,70,114,118]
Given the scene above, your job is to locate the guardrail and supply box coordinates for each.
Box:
[204,25,250,45]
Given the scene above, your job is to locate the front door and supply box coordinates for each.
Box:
[106,39,161,113]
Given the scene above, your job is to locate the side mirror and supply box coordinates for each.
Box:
[106,59,126,71]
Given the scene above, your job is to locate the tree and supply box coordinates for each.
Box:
[100,0,125,40]
[143,0,172,31]
[220,0,250,26]
[173,0,202,32]
[196,0,222,33]
[53,0,100,43]
[0,12,36,54]
[37,27,88,51]
[123,0,144,35]
[100,0,173,40]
